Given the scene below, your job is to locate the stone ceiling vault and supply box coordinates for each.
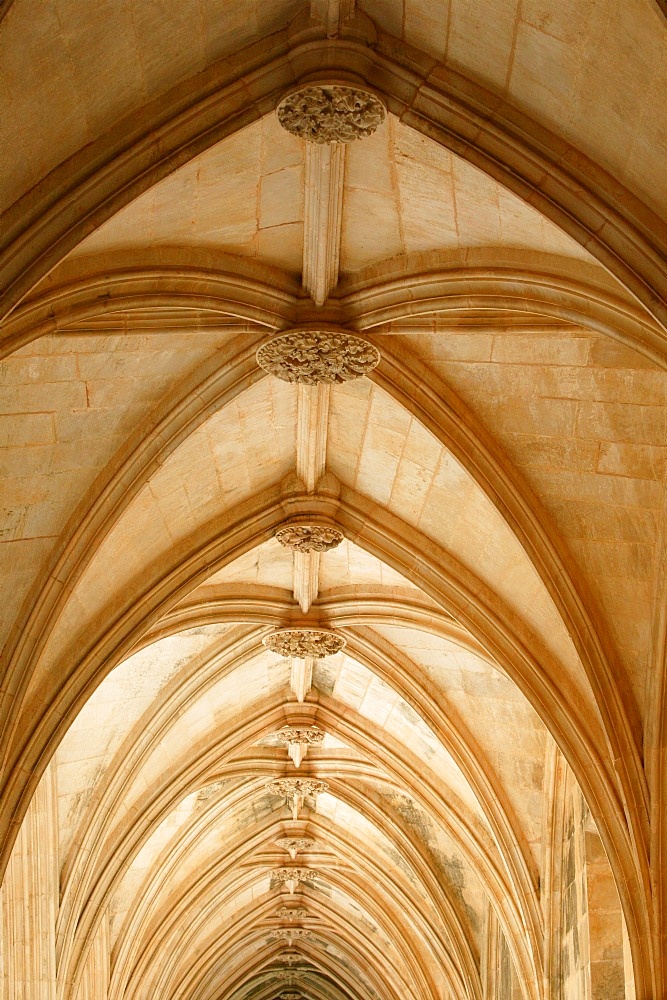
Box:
[0,4,665,1000]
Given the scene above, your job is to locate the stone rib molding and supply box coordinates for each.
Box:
[294,550,320,615]
[296,384,327,490]
[290,655,314,704]
[279,990,305,1000]
[310,0,355,36]
[293,383,331,616]
[3,32,665,330]
[274,727,325,769]
[303,141,346,306]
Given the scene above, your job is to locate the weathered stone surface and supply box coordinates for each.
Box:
[276,904,309,920]
[277,85,385,144]
[256,330,380,385]
[276,524,344,552]
[263,629,345,658]
[3,7,665,1000]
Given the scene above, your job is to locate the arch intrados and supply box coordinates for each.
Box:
[312,699,539,995]
[307,813,481,1000]
[3,255,664,365]
[141,587,479,658]
[100,704,490,1000]
[57,626,263,930]
[159,855,442,1000]
[62,696,527,1000]
[1,29,665,327]
[123,591,540,910]
[234,970,357,1000]
[67,698,501,974]
[0,337,264,759]
[61,610,506,884]
[1,306,632,812]
[42,555,562,955]
[1,297,644,874]
[227,970,369,1000]
[0,330,652,990]
[124,850,434,1000]
[167,871,452,1000]
[373,340,647,839]
[190,937,392,1000]
[232,975,361,1000]
[3,328,640,884]
[109,782,478,1000]
[222,963,370,1000]
[2,478,636,976]
[128,608,541,938]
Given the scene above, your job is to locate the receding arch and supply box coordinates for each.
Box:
[1,28,666,329]
[0,458,654,992]
[3,251,665,364]
[55,607,538,999]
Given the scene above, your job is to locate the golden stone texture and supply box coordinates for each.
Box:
[0,3,665,1000]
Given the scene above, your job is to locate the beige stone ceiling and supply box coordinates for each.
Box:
[0,3,666,1000]
[2,0,666,217]
[69,114,589,271]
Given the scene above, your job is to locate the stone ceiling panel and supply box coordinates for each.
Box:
[69,116,306,274]
[25,376,297,699]
[371,781,487,952]
[327,378,586,685]
[340,116,591,274]
[328,653,485,823]
[0,0,302,212]
[0,329,234,652]
[55,624,231,864]
[360,0,667,217]
[205,537,296,592]
[372,622,548,869]
[319,538,421,593]
[409,326,667,721]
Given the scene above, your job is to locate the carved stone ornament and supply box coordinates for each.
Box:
[280,991,304,1000]
[275,837,316,861]
[256,330,380,385]
[263,629,345,659]
[274,971,298,982]
[274,726,325,768]
[276,524,344,553]
[279,954,302,966]
[268,777,329,819]
[268,928,313,941]
[269,778,329,798]
[276,905,309,920]
[276,726,324,747]
[272,867,319,894]
[272,866,319,884]
[277,84,385,144]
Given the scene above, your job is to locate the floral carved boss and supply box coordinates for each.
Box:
[263,629,345,658]
[256,329,380,385]
[277,85,385,144]
[276,524,344,553]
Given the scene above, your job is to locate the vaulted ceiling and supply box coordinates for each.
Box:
[0,3,666,1000]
